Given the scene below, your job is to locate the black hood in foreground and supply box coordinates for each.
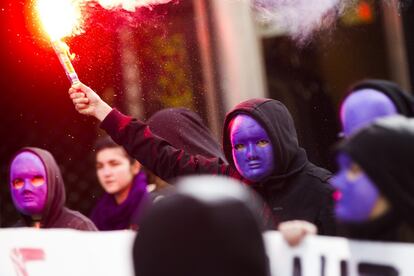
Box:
[349,79,414,117]
[223,98,307,179]
[133,175,269,276]
[338,116,414,226]
[9,147,66,227]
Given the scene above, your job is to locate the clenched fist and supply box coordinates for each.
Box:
[68,82,112,121]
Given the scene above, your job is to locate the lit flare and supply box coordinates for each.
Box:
[36,0,83,84]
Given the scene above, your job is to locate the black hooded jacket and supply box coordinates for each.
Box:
[223,99,335,234]
[147,108,227,163]
[349,79,414,117]
[337,116,414,242]
[101,100,335,234]
[12,147,97,230]
[145,108,228,202]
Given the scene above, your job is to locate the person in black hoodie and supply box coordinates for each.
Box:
[340,79,414,137]
[9,147,97,230]
[133,175,270,276]
[332,116,414,242]
[281,116,414,245]
[147,108,227,163]
[68,83,335,234]
[145,107,227,201]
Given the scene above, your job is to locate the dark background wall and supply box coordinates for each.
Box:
[0,0,206,227]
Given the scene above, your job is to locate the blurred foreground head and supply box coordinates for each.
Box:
[133,175,269,276]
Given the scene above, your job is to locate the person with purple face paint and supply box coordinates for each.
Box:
[280,116,414,245]
[9,147,97,230]
[10,151,48,224]
[222,100,335,234]
[340,79,414,137]
[332,153,382,223]
[229,114,275,182]
[330,116,414,242]
[69,83,335,234]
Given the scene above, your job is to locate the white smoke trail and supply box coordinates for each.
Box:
[253,0,355,44]
[95,0,173,12]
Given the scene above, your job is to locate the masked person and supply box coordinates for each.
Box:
[133,175,270,276]
[9,147,97,230]
[90,137,148,231]
[331,116,414,242]
[340,79,414,137]
[69,83,335,234]
[281,116,414,245]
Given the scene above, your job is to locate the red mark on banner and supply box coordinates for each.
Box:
[10,248,46,276]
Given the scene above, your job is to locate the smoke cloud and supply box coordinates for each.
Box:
[253,0,413,45]
[253,0,353,44]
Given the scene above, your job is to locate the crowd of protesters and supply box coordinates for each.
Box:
[3,78,414,275]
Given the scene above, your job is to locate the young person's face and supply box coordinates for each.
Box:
[331,153,380,222]
[230,114,275,182]
[10,151,48,216]
[96,147,140,195]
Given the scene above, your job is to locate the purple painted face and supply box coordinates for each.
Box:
[340,89,398,136]
[331,153,379,223]
[10,152,48,216]
[230,114,275,182]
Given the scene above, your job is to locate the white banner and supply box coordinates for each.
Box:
[1,229,414,276]
[264,232,414,276]
[0,229,135,276]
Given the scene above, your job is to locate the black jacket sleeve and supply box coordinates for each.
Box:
[100,109,240,181]
[315,183,336,236]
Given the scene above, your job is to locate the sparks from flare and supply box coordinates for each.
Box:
[35,0,174,83]
[35,0,83,84]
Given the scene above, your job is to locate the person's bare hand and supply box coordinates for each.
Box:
[68,82,112,121]
[278,220,317,247]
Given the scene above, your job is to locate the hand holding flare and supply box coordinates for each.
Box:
[69,82,112,121]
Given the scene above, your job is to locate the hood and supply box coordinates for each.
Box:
[10,147,65,227]
[133,175,269,276]
[223,98,307,180]
[349,79,414,117]
[148,108,227,163]
[338,116,414,226]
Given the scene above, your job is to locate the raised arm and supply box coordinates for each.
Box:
[68,83,238,181]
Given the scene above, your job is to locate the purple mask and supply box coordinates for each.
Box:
[331,153,379,222]
[340,89,398,136]
[230,114,275,182]
[10,152,48,216]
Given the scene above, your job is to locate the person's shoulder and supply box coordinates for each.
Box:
[89,195,109,216]
[60,208,98,231]
[299,163,334,194]
[304,162,332,183]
